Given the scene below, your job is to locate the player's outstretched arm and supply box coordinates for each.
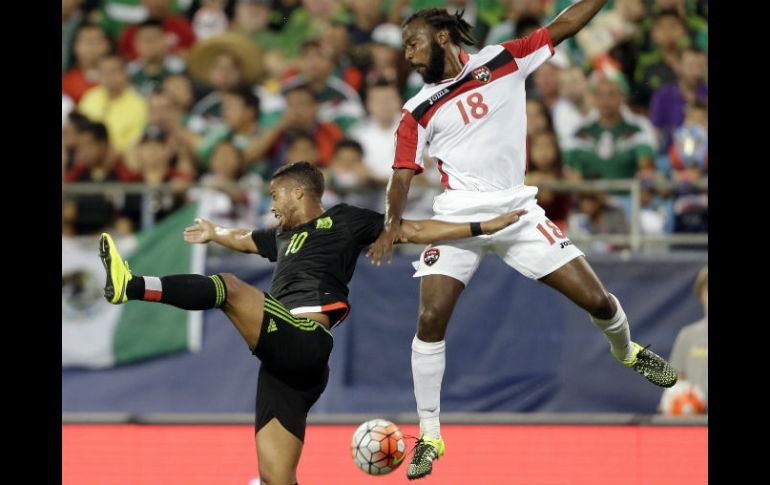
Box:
[183,218,259,253]
[547,0,608,46]
[397,209,528,244]
[369,168,415,265]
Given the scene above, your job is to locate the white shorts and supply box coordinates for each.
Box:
[412,185,585,286]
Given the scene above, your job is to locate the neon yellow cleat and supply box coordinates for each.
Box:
[407,436,445,480]
[98,233,133,304]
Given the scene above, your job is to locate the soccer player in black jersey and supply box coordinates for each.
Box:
[98,161,526,485]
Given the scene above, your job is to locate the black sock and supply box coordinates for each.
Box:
[126,274,227,310]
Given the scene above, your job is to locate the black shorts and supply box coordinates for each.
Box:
[253,293,333,442]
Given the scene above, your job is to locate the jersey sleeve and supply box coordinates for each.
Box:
[392,109,427,174]
[501,27,555,77]
[345,205,385,246]
[251,228,278,262]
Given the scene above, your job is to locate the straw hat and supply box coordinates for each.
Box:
[186,32,265,84]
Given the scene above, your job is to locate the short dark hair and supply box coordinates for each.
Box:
[225,87,261,113]
[67,112,91,131]
[334,139,364,156]
[136,18,165,33]
[272,161,325,200]
[283,82,316,100]
[403,8,478,48]
[80,121,110,143]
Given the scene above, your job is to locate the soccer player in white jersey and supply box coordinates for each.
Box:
[367,2,678,480]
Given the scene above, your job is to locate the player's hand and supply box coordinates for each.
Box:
[184,218,215,244]
[480,209,528,234]
[368,222,408,266]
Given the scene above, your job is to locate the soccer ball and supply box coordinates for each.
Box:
[351,419,406,475]
[660,380,706,415]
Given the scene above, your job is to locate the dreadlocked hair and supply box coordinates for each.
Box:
[403,8,479,48]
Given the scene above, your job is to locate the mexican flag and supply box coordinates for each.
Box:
[62,203,205,369]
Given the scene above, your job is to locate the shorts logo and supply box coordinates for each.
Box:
[267,319,278,333]
[472,66,491,83]
[423,248,440,266]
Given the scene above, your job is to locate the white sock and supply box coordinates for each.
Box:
[590,293,633,362]
[411,336,445,439]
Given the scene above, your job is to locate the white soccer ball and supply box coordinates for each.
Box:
[351,419,406,475]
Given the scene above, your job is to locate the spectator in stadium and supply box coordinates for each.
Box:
[649,47,707,152]
[551,66,594,148]
[233,0,283,53]
[324,139,379,210]
[127,19,187,97]
[284,132,320,167]
[635,0,708,54]
[349,81,403,184]
[192,140,265,228]
[526,97,554,139]
[669,99,707,182]
[485,0,548,45]
[162,73,195,115]
[570,189,630,252]
[524,130,575,230]
[186,36,264,134]
[667,265,708,406]
[364,23,411,97]
[62,23,111,103]
[174,88,264,172]
[564,74,655,180]
[62,112,92,173]
[533,58,566,111]
[63,122,135,234]
[191,0,230,40]
[62,0,85,72]
[347,0,386,45]
[249,84,344,170]
[282,39,365,131]
[631,9,688,109]
[118,0,196,60]
[78,55,149,155]
[575,0,646,64]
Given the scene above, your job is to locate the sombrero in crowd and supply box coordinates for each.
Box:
[186,32,265,85]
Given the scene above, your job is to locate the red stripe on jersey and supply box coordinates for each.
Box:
[392,109,424,174]
[437,159,452,189]
[418,59,521,128]
[502,27,554,58]
[144,289,162,302]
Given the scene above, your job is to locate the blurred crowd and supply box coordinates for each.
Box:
[62,0,708,249]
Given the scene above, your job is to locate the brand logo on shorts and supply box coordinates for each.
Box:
[472,66,491,83]
[423,248,440,266]
[267,319,278,333]
[560,240,573,249]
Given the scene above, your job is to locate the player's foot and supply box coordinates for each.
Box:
[99,233,133,304]
[620,342,677,388]
[406,436,445,480]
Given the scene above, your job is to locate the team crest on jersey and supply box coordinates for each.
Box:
[423,248,440,266]
[472,66,491,83]
[316,217,333,229]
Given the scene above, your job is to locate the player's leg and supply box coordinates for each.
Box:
[256,418,302,485]
[539,257,677,387]
[407,243,482,480]
[100,232,266,350]
[493,206,676,388]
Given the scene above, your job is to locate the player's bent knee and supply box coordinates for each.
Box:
[417,308,447,341]
[586,291,614,319]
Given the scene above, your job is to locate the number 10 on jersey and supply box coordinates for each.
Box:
[456,93,489,125]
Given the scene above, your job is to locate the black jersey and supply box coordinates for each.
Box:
[250,204,383,328]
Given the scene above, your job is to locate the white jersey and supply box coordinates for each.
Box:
[393,28,554,192]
